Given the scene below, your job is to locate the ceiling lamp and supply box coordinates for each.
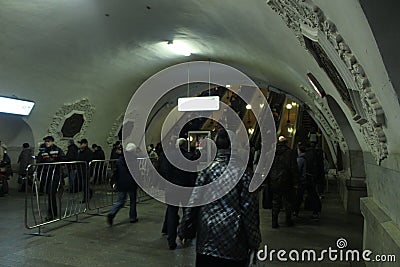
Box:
[166,40,192,56]
[246,104,252,110]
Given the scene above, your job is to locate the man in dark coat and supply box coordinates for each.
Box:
[159,138,198,250]
[17,143,34,192]
[107,143,139,225]
[92,144,106,160]
[66,139,79,192]
[110,141,121,160]
[77,138,93,203]
[36,136,65,220]
[294,142,322,220]
[91,144,106,184]
[0,143,12,196]
[268,136,298,228]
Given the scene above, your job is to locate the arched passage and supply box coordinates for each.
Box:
[326,95,365,178]
[0,113,35,165]
[325,95,367,214]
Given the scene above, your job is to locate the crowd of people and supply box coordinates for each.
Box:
[264,136,326,229]
[0,126,330,266]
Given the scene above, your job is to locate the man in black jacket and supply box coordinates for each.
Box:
[159,138,198,250]
[268,136,298,228]
[77,138,93,203]
[66,139,79,192]
[36,136,65,221]
[0,143,12,196]
[17,143,34,192]
[107,143,139,225]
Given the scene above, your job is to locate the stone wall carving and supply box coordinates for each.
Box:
[107,113,124,148]
[304,37,356,115]
[267,0,388,163]
[47,98,95,151]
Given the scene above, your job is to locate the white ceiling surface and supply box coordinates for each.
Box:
[0,0,398,153]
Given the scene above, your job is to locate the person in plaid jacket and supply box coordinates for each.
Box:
[179,128,261,267]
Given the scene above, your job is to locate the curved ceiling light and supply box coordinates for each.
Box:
[307,72,326,98]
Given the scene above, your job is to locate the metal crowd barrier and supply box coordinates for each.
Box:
[24,161,88,234]
[24,157,164,234]
[137,157,164,202]
[87,159,118,214]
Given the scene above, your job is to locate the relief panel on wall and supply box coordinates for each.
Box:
[107,113,124,148]
[47,98,95,151]
[267,0,388,163]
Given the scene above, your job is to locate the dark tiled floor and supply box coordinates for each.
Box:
[0,182,364,266]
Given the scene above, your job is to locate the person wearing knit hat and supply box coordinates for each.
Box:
[107,142,140,226]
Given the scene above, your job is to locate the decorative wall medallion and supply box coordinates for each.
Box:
[107,113,124,148]
[47,98,95,151]
[267,0,388,163]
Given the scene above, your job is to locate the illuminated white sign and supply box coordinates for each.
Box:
[0,96,35,115]
[178,96,220,111]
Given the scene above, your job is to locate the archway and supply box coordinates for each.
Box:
[326,95,367,214]
[0,113,35,168]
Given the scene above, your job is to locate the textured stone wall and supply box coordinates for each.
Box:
[364,152,400,226]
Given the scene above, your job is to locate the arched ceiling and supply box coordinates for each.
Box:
[0,0,399,161]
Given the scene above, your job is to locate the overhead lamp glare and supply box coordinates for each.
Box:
[166,40,192,56]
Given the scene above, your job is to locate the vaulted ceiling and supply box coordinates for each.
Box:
[0,0,399,161]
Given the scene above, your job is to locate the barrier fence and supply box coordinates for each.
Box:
[24,161,88,233]
[137,157,164,202]
[87,160,117,214]
[24,158,162,233]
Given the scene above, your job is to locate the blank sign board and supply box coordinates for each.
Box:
[0,96,35,115]
[178,96,219,111]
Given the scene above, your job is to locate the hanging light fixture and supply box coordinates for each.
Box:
[178,62,219,111]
